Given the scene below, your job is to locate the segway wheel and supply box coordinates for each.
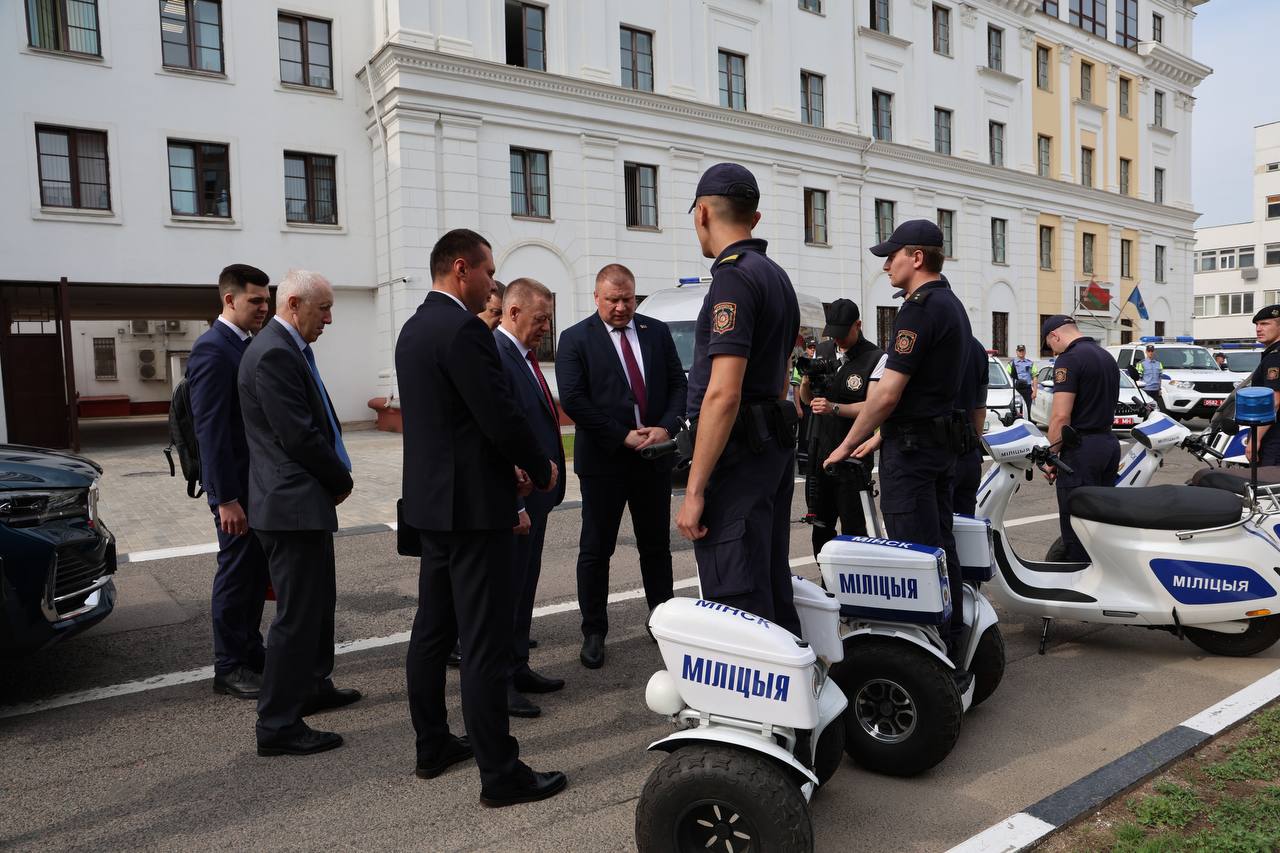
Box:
[811,714,846,787]
[1185,615,1280,657]
[969,627,1005,708]
[635,744,814,853]
[830,637,963,777]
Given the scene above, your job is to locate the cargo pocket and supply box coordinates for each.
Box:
[693,518,753,598]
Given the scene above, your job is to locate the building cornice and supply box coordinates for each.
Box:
[1137,41,1213,87]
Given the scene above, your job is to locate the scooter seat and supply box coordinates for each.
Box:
[1068,485,1243,530]
[1187,467,1280,497]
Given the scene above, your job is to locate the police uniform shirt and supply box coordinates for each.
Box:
[1010,356,1034,385]
[1250,342,1280,396]
[687,238,801,419]
[956,337,988,414]
[883,279,971,422]
[1050,336,1120,431]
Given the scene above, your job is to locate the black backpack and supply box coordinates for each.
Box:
[164,377,204,498]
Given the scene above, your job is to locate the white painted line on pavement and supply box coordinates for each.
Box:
[944,813,1056,853]
[1003,512,1059,528]
[1182,667,1280,735]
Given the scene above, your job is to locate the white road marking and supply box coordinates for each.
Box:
[122,542,221,563]
[1003,512,1059,528]
[943,813,1056,853]
[1182,667,1280,735]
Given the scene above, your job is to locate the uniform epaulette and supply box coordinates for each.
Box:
[907,287,935,305]
[717,254,740,267]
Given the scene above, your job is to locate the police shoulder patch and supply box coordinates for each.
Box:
[712,302,737,334]
[894,330,917,354]
[1268,367,1280,381]
[847,374,864,392]
[1054,367,1068,383]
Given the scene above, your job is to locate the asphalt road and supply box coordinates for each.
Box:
[3,448,1278,852]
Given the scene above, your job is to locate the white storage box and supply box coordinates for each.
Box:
[790,576,843,663]
[953,515,994,583]
[818,536,952,626]
[649,598,820,729]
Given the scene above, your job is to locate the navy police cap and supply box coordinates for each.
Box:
[1041,314,1077,341]
[822,298,860,338]
[1253,304,1280,322]
[689,162,760,212]
[869,219,945,257]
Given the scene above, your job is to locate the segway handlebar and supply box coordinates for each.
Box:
[639,440,679,460]
[1030,445,1074,476]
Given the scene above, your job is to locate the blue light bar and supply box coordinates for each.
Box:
[677,276,713,286]
[1139,335,1195,344]
[1219,342,1264,349]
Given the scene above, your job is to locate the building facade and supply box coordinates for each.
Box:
[1192,122,1280,346]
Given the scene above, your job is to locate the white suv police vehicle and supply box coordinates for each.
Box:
[1106,336,1239,421]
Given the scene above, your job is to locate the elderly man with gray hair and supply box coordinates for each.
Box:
[238,269,360,757]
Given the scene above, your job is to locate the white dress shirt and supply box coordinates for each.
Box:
[607,321,646,426]
[436,289,468,312]
[217,315,251,342]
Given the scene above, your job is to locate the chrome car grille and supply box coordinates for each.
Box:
[49,544,113,615]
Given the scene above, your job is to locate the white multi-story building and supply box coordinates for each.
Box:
[0,0,1211,447]
[1192,121,1280,345]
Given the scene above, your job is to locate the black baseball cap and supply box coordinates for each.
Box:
[689,162,760,212]
[1041,314,1076,341]
[822,299,860,338]
[869,219,945,257]
[1015,344,1026,352]
[1253,304,1280,322]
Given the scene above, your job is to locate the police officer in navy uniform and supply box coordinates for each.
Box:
[798,299,886,557]
[1040,315,1121,562]
[1246,304,1280,465]
[952,335,989,516]
[823,220,972,654]
[676,163,803,636]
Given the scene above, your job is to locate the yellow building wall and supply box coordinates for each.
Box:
[1116,73,1139,196]
[1037,212,1063,317]
[1032,42,1061,179]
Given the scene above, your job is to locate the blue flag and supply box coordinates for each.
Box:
[1127,285,1149,320]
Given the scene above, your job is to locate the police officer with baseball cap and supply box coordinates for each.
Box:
[1040,314,1120,562]
[823,219,973,656]
[676,163,804,635]
[1246,303,1280,465]
[798,299,887,557]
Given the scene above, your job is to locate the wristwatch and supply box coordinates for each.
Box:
[833,404,842,416]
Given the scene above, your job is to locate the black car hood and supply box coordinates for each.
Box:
[0,445,101,490]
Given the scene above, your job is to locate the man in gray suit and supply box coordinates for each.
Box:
[238,269,360,756]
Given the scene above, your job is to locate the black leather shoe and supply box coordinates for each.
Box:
[415,735,473,779]
[481,770,568,808]
[507,689,541,718]
[513,666,565,694]
[257,724,343,757]
[302,686,363,716]
[447,641,462,668]
[580,634,604,669]
[213,666,262,699]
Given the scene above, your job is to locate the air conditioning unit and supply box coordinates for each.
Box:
[1241,266,1259,281]
[165,320,185,333]
[130,319,152,335]
[138,348,166,381]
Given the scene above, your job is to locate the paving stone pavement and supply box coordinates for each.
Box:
[77,416,583,556]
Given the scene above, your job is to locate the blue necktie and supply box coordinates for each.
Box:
[302,345,352,472]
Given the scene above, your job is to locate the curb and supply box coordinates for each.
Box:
[947,667,1280,852]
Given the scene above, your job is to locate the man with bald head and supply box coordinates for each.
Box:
[555,263,686,670]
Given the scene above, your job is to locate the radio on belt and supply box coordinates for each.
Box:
[819,536,953,625]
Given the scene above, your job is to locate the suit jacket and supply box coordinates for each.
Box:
[397,291,552,532]
[187,320,251,508]
[555,312,687,476]
[237,318,353,532]
[494,328,567,512]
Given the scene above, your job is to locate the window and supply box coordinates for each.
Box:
[718,50,746,111]
[505,1,545,70]
[937,209,955,258]
[1080,61,1093,102]
[1119,76,1131,117]
[1218,249,1237,270]
[804,189,829,245]
[987,25,1003,70]
[278,14,331,89]
[1155,244,1166,282]
[1069,0,1107,38]
[1037,135,1052,178]
[167,140,229,217]
[932,4,951,55]
[624,163,658,229]
[1153,90,1165,127]
[876,306,897,351]
[992,312,1008,357]
[1152,12,1163,43]
[1082,232,1095,274]
[509,147,550,218]
[92,337,116,380]
[1121,238,1132,278]
[1216,293,1256,316]
[35,125,109,210]
[620,26,653,92]
[799,0,822,11]
[872,90,893,141]
[989,121,1005,167]
[870,0,890,33]
[1080,147,1094,188]
[283,152,337,225]
[1193,295,1214,317]
[1036,45,1051,90]
[801,71,824,127]
[1154,320,1165,336]
[25,0,100,55]
[1154,167,1165,204]
[991,218,1007,264]
[1197,251,1216,272]
[1267,244,1280,267]
[1115,0,1138,48]
[1042,1,1060,15]
[934,108,953,155]
[1267,194,1280,220]
[1242,247,1256,268]
[1119,157,1131,195]
[160,0,224,73]
[874,199,895,243]
[1039,225,1054,270]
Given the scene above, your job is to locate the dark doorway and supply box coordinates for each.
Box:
[1,284,70,447]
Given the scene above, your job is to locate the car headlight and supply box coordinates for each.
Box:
[0,488,90,527]
[1171,380,1195,389]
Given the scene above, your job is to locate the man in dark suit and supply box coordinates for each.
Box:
[555,263,687,670]
[238,269,360,756]
[188,264,271,699]
[398,229,566,807]
[493,277,567,718]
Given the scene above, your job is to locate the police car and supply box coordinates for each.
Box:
[1028,363,1152,433]
[1106,336,1238,421]
[1211,343,1263,383]
[982,355,1023,433]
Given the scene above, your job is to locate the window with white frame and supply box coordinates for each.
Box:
[1155,244,1167,282]
[1040,225,1055,270]
[987,25,1003,70]
[1080,61,1093,102]
[1119,76,1131,117]
[872,90,893,141]
[989,121,1005,167]
[1216,292,1256,316]
[934,108,953,155]
[1268,194,1280,220]
[1154,90,1165,127]
[991,217,1007,264]
[1121,238,1132,278]
[1081,146,1094,188]
[1036,44,1051,90]
[870,0,890,33]
[932,4,951,55]
[937,209,955,257]
[1154,167,1165,204]
[624,162,657,229]
[800,71,824,127]
[1037,135,1052,177]
[804,188,829,245]
[1082,232,1095,274]
[1266,244,1280,267]
[1119,157,1131,195]
[875,199,895,243]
